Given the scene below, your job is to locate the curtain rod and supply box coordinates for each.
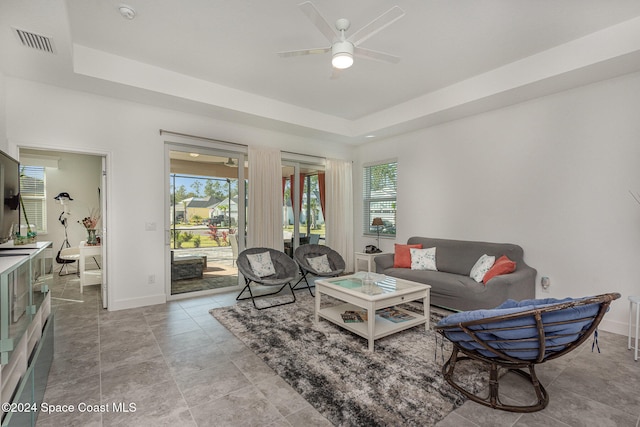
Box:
[159,129,248,148]
[160,129,326,160]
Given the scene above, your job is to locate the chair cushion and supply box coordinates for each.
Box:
[307,254,332,273]
[437,296,601,359]
[246,251,276,277]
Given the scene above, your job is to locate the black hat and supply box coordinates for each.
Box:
[54,192,73,200]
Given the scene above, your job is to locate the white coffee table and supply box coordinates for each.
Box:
[314,274,431,351]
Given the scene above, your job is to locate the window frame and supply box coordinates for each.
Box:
[19,165,47,234]
[362,159,397,238]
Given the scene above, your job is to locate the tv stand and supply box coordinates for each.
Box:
[0,242,53,426]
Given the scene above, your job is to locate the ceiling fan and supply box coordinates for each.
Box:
[212,157,237,167]
[278,2,405,71]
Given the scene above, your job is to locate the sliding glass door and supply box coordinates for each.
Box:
[167,147,245,298]
[282,160,325,257]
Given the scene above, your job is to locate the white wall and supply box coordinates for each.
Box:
[7,78,353,310]
[355,71,640,335]
[0,71,7,153]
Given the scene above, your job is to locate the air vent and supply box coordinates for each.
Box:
[13,28,55,54]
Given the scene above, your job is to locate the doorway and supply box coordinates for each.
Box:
[18,148,108,308]
[166,146,245,298]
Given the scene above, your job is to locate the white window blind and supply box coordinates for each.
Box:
[363,160,397,237]
[19,166,47,233]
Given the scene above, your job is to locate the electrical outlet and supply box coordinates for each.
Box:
[148,274,156,284]
[541,276,550,293]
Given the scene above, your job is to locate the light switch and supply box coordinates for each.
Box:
[145,222,156,231]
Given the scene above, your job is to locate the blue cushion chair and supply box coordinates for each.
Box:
[434,292,621,412]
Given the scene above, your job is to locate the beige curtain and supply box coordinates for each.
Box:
[247,146,284,250]
[325,158,354,272]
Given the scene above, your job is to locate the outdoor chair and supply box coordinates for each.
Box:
[236,247,299,309]
[293,244,345,296]
[434,292,621,413]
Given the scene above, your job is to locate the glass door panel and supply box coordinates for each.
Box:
[282,161,325,257]
[168,149,244,296]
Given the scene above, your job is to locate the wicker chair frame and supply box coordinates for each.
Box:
[292,244,346,296]
[236,248,299,310]
[434,292,621,413]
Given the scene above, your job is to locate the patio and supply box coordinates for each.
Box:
[171,246,238,295]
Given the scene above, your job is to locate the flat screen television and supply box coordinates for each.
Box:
[0,149,20,245]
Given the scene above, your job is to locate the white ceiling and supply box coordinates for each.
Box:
[2,0,640,144]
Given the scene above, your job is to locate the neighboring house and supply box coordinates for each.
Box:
[209,196,238,225]
[171,196,221,224]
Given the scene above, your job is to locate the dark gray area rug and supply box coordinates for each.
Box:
[210,292,491,426]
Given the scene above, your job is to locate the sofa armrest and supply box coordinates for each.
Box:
[486,265,537,300]
[374,253,395,273]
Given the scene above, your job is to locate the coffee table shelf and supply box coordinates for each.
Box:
[315,274,431,351]
[319,302,428,342]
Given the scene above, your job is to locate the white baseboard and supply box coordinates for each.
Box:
[109,294,166,311]
[598,318,628,336]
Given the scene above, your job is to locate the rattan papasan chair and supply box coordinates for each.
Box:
[293,244,346,296]
[434,292,621,413]
[236,247,299,309]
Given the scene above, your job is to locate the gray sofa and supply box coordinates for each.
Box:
[374,237,536,311]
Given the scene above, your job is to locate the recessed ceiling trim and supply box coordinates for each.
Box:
[13,27,55,54]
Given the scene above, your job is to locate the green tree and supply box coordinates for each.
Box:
[174,184,188,204]
[370,163,397,194]
[204,179,225,199]
[191,180,203,196]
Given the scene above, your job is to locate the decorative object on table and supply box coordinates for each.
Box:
[79,208,101,245]
[341,310,364,323]
[435,292,620,413]
[210,292,490,426]
[14,194,37,245]
[370,217,384,253]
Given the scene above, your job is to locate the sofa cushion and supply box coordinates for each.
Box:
[410,247,437,271]
[470,254,495,283]
[407,237,525,276]
[483,255,516,283]
[393,243,422,268]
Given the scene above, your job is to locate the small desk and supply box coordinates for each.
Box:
[354,252,388,273]
[80,243,102,293]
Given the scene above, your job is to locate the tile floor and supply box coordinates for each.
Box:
[36,272,640,427]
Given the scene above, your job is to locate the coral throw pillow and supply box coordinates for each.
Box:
[394,244,423,268]
[483,255,517,284]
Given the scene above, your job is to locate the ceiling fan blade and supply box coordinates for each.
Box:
[348,6,405,46]
[277,47,331,58]
[330,67,342,79]
[299,1,338,42]
[354,47,401,64]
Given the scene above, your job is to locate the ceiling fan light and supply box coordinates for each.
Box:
[332,40,354,69]
[332,52,353,69]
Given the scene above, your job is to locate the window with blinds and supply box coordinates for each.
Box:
[363,160,397,237]
[19,166,47,233]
